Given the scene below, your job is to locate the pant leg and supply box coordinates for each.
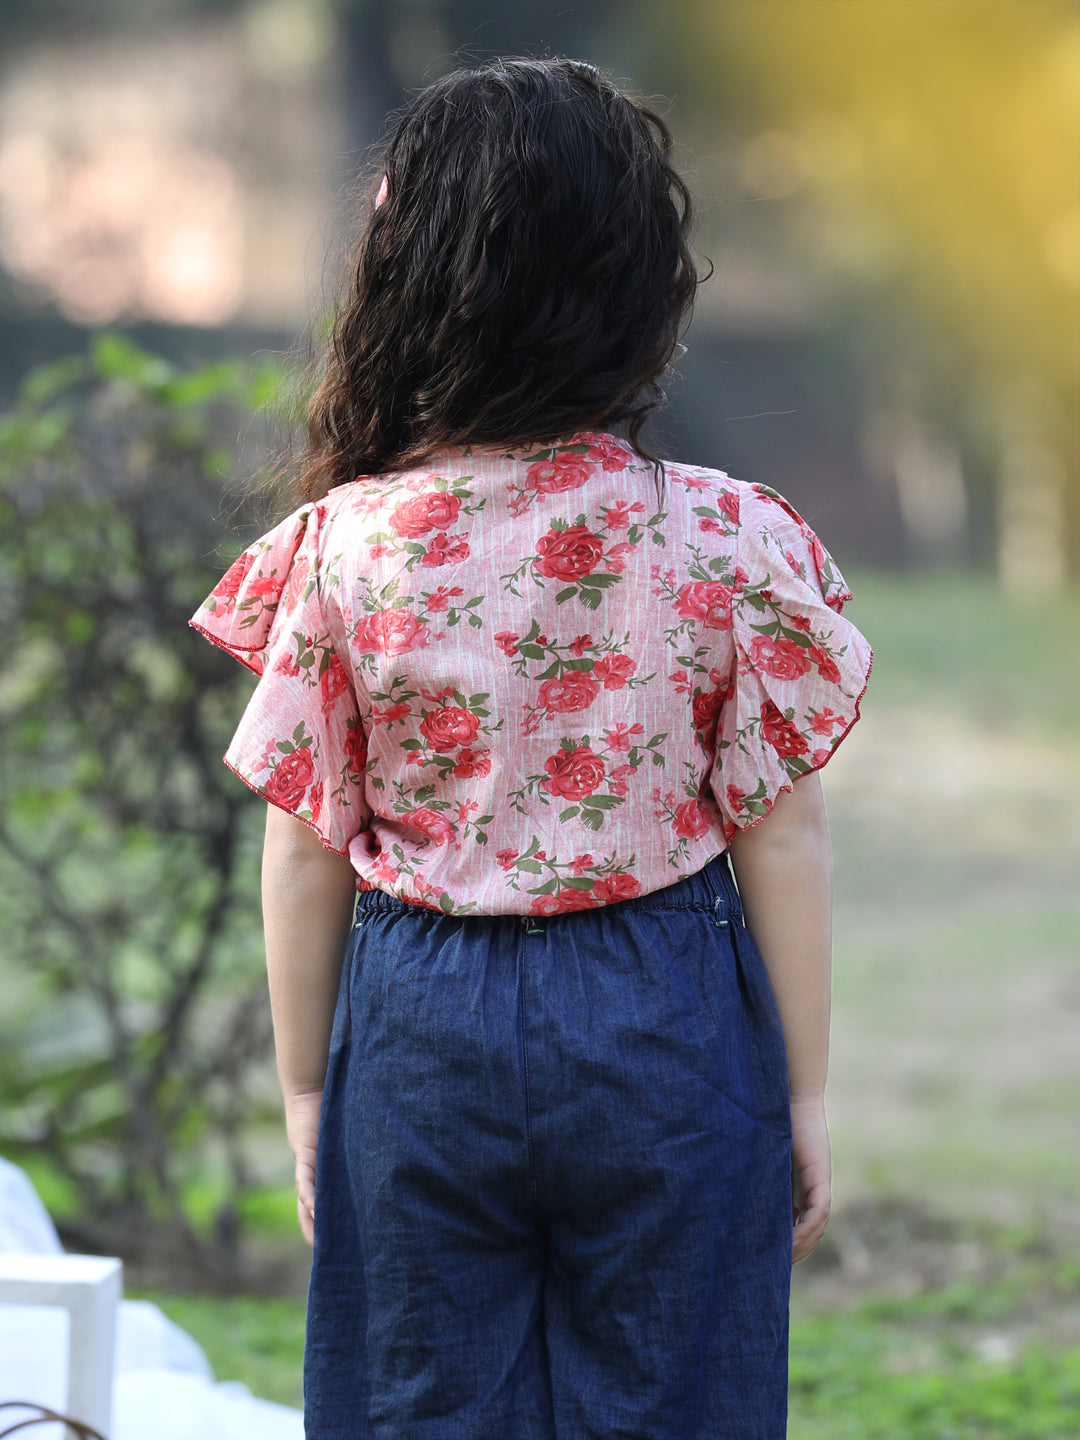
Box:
[523,878,793,1440]
[304,905,556,1440]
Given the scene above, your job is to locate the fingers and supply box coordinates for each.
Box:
[296,1160,316,1213]
[792,1177,831,1263]
[297,1192,315,1247]
[295,1158,316,1245]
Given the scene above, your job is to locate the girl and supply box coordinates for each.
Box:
[191,57,872,1440]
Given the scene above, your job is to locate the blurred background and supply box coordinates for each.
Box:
[0,1,1077,1434]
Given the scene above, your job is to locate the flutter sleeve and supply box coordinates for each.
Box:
[189,503,370,855]
[709,482,874,838]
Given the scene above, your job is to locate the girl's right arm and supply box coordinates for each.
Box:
[727,770,833,1264]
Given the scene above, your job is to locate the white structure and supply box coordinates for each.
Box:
[0,1252,121,1436]
[0,1158,303,1439]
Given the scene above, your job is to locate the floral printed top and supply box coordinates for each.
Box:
[190,431,873,915]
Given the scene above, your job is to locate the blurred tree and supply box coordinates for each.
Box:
[662,0,1080,579]
[0,334,284,1282]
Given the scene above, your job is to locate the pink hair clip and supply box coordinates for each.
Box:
[375,173,389,208]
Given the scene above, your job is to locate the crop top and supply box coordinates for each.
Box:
[190,431,873,915]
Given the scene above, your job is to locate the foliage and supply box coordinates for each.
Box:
[128,1289,308,1410]
[0,332,284,1279]
[663,0,1079,578]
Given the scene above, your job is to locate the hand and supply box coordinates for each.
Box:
[284,1088,323,1247]
[790,1094,831,1263]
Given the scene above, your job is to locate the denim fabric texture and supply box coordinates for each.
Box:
[304,851,793,1439]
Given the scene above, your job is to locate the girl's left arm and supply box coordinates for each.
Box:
[261,804,357,1244]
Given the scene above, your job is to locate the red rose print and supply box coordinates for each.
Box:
[453,748,491,778]
[810,707,844,736]
[602,501,643,530]
[273,650,302,677]
[692,686,727,731]
[607,763,635,797]
[354,607,430,656]
[320,654,349,708]
[388,492,462,538]
[592,872,642,903]
[716,490,740,524]
[603,542,633,574]
[586,436,630,471]
[496,848,518,870]
[536,672,600,714]
[591,653,636,689]
[420,705,480,752]
[760,701,810,758]
[525,455,593,494]
[812,747,832,766]
[808,645,841,684]
[265,746,315,812]
[404,806,455,844]
[749,636,812,681]
[421,534,470,567]
[374,700,411,725]
[534,525,604,582]
[569,634,593,656]
[308,781,323,825]
[811,534,828,574]
[283,557,311,613]
[247,575,281,602]
[424,585,464,612]
[344,722,367,775]
[540,745,606,801]
[210,550,256,607]
[726,784,746,813]
[672,798,710,840]
[604,722,643,752]
[370,855,400,886]
[494,631,519,656]
[530,889,599,915]
[675,580,733,631]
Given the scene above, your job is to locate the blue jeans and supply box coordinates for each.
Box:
[304,851,793,1438]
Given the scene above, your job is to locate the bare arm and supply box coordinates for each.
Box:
[261,804,357,1242]
[727,770,832,1262]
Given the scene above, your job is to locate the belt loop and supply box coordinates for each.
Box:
[699,855,731,928]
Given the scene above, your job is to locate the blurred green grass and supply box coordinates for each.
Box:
[839,571,1080,736]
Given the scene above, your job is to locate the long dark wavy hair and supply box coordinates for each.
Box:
[273,57,702,512]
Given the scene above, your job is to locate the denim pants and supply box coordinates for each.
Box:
[303,851,793,1439]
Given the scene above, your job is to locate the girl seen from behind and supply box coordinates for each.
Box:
[191,56,873,1440]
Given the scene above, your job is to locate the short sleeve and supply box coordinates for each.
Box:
[189,504,371,855]
[709,482,874,838]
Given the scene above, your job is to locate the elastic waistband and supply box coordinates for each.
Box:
[353,849,743,923]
